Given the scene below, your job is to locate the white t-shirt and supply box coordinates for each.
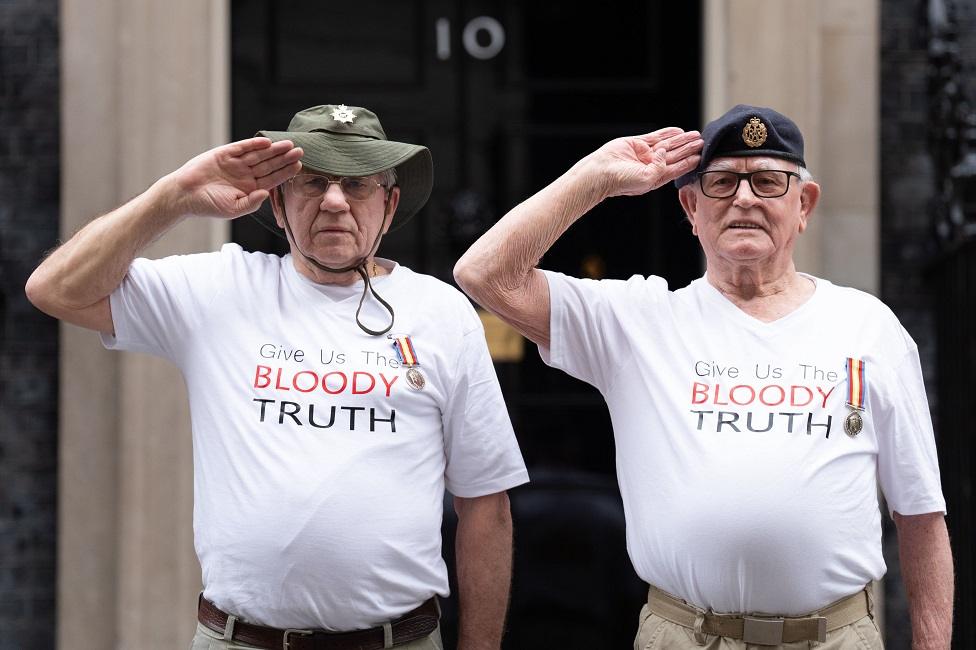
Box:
[103,243,528,630]
[543,271,945,615]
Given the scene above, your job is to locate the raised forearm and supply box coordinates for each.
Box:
[454,163,606,347]
[455,129,700,347]
[27,137,301,332]
[26,174,184,317]
[455,162,604,306]
[894,511,953,650]
[454,493,514,650]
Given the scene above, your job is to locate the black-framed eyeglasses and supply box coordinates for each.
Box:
[288,173,388,201]
[698,170,801,199]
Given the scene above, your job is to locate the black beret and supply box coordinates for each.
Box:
[674,104,806,188]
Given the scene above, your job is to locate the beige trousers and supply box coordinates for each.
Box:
[633,606,884,650]
[189,621,444,650]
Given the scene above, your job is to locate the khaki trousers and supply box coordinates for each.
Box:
[633,601,884,650]
[189,621,444,650]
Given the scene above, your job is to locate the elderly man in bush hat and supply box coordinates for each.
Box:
[455,105,952,649]
[27,104,528,650]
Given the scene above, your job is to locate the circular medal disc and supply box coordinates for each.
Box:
[844,410,863,437]
[406,367,426,391]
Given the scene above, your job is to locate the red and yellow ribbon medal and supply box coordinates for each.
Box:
[392,335,425,390]
[844,357,866,437]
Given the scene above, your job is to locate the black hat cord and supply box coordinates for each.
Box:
[277,195,396,337]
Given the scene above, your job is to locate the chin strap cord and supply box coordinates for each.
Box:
[352,262,395,336]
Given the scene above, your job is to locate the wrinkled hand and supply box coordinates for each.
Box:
[584,128,703,200]
[167,137,304,219]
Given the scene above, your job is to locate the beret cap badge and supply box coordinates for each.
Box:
[742,117,768,148]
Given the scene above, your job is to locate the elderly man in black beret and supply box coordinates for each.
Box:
[27,104,528,650]
[455,105,952,649]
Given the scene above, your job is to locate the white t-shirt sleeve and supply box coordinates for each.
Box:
[874,343,947,516]
[541,270,657,392]
[441,317,529,498]
[101,249,228,361]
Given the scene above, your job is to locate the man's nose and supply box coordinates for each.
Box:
[319,182,350,210]
[732,176,760,205]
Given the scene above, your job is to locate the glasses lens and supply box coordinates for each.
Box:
[339,177,376,201]
[750,171,790,197]
[700,171,738,198]
[292,174,329,197]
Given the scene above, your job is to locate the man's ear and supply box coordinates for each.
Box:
[797,181,821,233]
[677,185,699,235]
[270,187,286,229]
[382,186,401,235]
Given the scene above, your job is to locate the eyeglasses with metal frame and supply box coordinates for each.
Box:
[698,169,801,199]
[288,173,389,201]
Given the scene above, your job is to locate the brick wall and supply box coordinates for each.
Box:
[0,0,60,647]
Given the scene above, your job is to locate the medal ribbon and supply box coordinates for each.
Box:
[846,357,866,410]
[393,336,419,367]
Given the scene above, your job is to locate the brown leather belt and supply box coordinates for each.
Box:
[647,585,873,646]
[197,594,440,650]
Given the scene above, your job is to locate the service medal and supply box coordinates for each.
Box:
[844,357,867,437]
[844,409,863,437]
[406,367,426,391]
[391,334,426,391]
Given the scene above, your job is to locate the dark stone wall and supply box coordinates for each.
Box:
[0,0,60,648]
[881,0,975,647]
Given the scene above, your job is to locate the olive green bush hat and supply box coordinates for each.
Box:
[258,104,433,225]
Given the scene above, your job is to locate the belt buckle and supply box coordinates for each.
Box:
[283,628,313,650]
[742,617,784,645]
[813,616,828,642]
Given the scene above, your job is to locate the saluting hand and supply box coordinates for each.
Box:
[583,127,703,200]
[165,137,304,219]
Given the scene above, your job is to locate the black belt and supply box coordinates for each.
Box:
[197,594,440,650]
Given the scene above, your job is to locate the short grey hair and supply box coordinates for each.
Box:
[379,168,397,188]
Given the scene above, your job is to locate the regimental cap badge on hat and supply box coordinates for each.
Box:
[675,104,805,188]
[741,117,768,148]
[330,104,356,124]
[258,104,433,226]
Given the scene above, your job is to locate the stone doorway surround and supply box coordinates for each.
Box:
[59,0,228,647]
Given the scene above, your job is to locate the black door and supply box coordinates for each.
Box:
[232,2,701,647]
